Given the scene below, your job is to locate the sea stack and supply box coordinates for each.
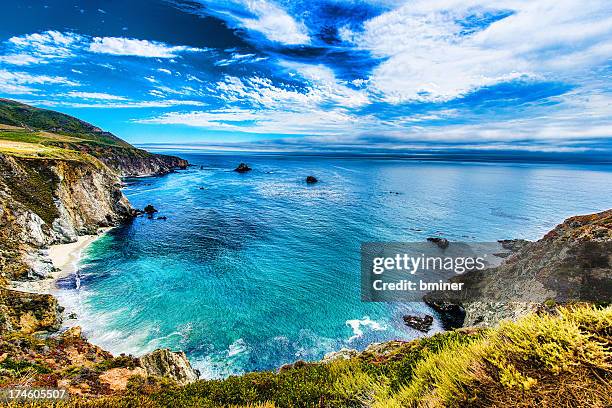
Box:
[234,163,252,173]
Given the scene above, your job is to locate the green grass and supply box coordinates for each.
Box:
[0,99,130,148]
[0,358,51,376]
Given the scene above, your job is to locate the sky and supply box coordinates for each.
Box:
[0,0,611,158]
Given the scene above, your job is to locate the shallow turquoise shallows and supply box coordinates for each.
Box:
[56,154,612,378]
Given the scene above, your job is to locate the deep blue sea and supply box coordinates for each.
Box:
[56,153,612,378]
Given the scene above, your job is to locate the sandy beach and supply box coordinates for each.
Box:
[8,228,112,294]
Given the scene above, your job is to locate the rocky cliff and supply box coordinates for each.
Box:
[0,154,131,282]
[426,209,612,327]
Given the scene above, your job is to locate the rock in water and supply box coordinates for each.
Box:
[403,314,434,332]
[427,237,449,249]
[144,205,158,215]
[138,349,199,385]
[306,175,318,183]
[234,163,252,173]
[423,300,466,330]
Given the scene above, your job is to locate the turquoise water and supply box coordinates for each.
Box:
[56,154,612,378]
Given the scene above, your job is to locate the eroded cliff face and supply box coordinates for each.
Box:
[0,154,131,282]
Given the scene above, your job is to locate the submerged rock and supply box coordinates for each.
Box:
[306,175,318,183]
[427,237,449,249]
[157,216,167,220]
[403,314,434,332]
[138,349,199,385]
[234,163,252,173]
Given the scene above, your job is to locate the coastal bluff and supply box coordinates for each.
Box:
[426,209,612,328]
[0,100,198,385]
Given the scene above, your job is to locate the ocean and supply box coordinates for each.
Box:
[55,153,612,378]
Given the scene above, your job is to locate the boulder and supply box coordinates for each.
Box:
[234,163,252,173]
[143,205,158,215]
[306,175,318,183]
[157,216,167,220]
[427,237,449,249]
[138,349,199,385]
[423,299,466,330]
[402,314,434,332]
[130,208,145,217]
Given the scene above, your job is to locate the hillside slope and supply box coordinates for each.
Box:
[0,99,188,177]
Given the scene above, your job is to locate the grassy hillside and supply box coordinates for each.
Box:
[0,99,187,176]
[3,305,610,407]
[0,99,130,148]
[0,99,136,162]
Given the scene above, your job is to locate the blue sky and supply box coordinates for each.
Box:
[0,0,611,157]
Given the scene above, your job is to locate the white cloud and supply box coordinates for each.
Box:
[238,1,309,45]
[29,99,206,109]
[61,91,127,100]
[1,31,207,67]
[149,89,165,98]
[0,54,41,66]
[191,0,309,45]
[136,78,612,142]
[280,63,369,108]
[136,107,366,135]
[89,37,205,58]
[214,52,267,66]
[1,31,83,65]
[0,69,79,94]
[344,0,612,103]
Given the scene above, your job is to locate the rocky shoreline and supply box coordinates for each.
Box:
[0,99,201,390]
